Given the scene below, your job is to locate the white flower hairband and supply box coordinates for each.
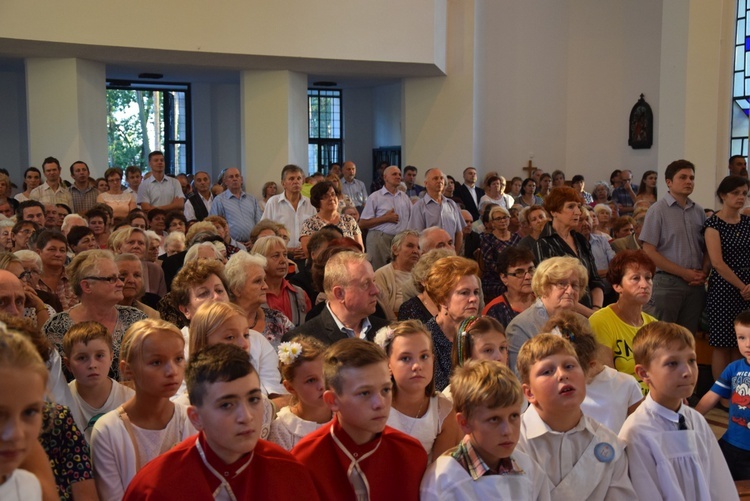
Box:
[277,342,303,365]
[374,326,395,351]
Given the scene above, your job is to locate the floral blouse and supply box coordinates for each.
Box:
[262,306,295,347]
[300,213,361,240]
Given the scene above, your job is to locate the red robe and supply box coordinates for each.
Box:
[292,416,427,501]
[123,432,319,500]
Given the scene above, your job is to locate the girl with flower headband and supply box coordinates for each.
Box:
[375,320,461,461]
[542,310,642,433]
[442,316,509,402]
[268,336,332,450]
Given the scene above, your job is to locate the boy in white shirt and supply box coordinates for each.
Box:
[63,321,134,442]
[421,360,550,500]
[516,334,635,501]
[620,321,738,500]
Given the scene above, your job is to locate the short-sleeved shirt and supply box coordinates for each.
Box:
[261,192,317,247]
[30,182,74,208]
[360,187,413,235]
[611,184,638,208]
[301,213,361,241]
[639,192,705,270]
[209,189,262,242]
[70,184,99,214]
[408,193,466,236]
[137,175,184,207]
[341,178,368,206]
[711,358,750,451]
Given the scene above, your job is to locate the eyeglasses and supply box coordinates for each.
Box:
[492,216,510,222]
[506,266,535,279]
[553,280,581,292]
[18,270,39,282]
[83,275,121,285]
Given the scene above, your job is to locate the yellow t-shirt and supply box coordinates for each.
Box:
[589,305,657,395]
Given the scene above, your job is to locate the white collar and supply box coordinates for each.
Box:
[523,404,590,439]
[643,393,684,425]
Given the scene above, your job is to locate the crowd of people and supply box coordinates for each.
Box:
[2,152,750,500]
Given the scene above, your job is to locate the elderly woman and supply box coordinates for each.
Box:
[36,230,78,311]
[374,229,420,319]
[506,256,590,371]
[114,253,160,319]
[397,249,455,323]
[85,206,111,249]
[11,220,38,252]
[534,187,605,316]
[224,250,294,353]
[517,204,548,250]
[0,252,53,328]
[423,256,481,391]
[260,181,278,211]
[97,167,136,221]
[252,236,311,327]
[580,206,615,300]
[163,231,186,257]
[610,216,636,239]
[480,205,521,302]
[515,178,544,208]
[592,181,611,207]
[482,246,536,327]
[590,250,657,394]
[0,220,13,252]
[300,181,362,255]
[43,249,148,380]
[184,240,225,263]
[204,215,245,255]
[479,175,514,212]
[109,226,167,297]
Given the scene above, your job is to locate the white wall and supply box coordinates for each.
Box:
[0,69,28,179]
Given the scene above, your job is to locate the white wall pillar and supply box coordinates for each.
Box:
[240,70,307,198]
[25,58,107,176]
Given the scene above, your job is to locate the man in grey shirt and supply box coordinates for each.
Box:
[640,159,708,333]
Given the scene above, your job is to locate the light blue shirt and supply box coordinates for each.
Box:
[209,190,262,242]
[360,187,412,235]
[341,178,368,207]
[137,175,184,207]
[408,193,466,236]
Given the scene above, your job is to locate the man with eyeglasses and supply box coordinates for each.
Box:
[282,251,388,345]
[611,169,638,215]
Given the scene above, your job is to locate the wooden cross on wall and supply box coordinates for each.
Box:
[523,159,536,178]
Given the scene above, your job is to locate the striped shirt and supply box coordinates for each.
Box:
[341,178,368,207]
[209,190,262,242]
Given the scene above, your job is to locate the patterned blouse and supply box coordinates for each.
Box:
[37,273,78,311]
[261,306,295,347]
[480,231,521,302]
[41,403,94,501]
[300,213,362,240]
[398,296,434,324]
[43,305,148,381]
[483,294,521,328]
[425,317,454,392]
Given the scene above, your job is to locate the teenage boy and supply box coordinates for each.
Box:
[697,311,750,480]
[123,344,318,500]
[516,334,635,500]
[63,321,134,442]
[421,360,550,500]
[622,322,737,500]
[292,338,427,501]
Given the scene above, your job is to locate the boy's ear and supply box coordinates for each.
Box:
[522,383,536,405]
[323,390,339,412]
[455,412,472,435]
[634,363,649,383]
[187,405,204,431]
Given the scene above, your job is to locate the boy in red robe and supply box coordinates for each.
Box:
[292,338,427,501]
[123,344,319,500]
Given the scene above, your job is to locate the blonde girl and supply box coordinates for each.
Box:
[186,301,276,439]
[0,330,46,500]
[376,320,461,461]
[267,336,331,450]
[542,310,642,433]
[90,319,195,500]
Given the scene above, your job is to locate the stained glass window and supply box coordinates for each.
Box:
[732,0,750,157]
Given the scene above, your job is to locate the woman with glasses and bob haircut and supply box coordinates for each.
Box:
[43,249,147,381]
[505,255,590,372]
[482,246,536,328]
[479,205,521,303]
[534,186,605,317]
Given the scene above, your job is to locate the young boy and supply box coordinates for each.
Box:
[292,338,428,501]
[621,322,737,500]
[122,343,318,500]
[63,321,134,442]
[516,334,635,501]
[420,360,550,500]
[697,311,750,480]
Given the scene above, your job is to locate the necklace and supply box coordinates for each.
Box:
[248,309,260,330]
[414,397,426,419]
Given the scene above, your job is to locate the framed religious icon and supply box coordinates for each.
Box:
[628,94,653,149]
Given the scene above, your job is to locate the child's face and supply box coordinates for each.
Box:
[736,324,750,362]
[636,345,697,411]
[209,315,250,353]
[388,334,433,393]
[66,339,113,388]
[458,402,522,467]
[124,331,185,398]
[523,352,585,413]
[324,362,392,445]
[470,331,508,365]
[0,367,44,480]
[188,372,263,465]
[289,357,326,410]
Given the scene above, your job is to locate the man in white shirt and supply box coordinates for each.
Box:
[137,151,185,212]
[30,156,74,210]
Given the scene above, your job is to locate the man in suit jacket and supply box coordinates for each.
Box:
[454,167,485,221]
[281,251,388,345]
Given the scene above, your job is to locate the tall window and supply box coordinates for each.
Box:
[732,2,750,156]
[308,89,342,175]
[106,81,192,174]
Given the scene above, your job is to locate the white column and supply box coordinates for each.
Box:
[240,70,307,198]
[25,58,107,176]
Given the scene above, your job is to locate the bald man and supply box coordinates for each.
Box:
[0,270,27,318]
[408,168,466,253]
[340,161,368,208]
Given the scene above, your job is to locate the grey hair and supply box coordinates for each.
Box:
[61,214,87,234]
[593,203,612,217]
[418,226,450,252]
[185,241,223,263]
[224,250,268,295]
[14,250,43,273]
[411,248,455,292]
[390,230,420,260]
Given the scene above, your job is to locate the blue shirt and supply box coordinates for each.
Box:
[611,184,638,208]
[408,193,466,237]
[137,175,184,207]
[209,190,262,242]
[711,358,750,451]
[340,178,368,207]
[360,187,413,235]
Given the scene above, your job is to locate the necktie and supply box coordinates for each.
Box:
[678,413,688,430]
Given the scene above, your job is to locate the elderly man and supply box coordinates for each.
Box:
[184,171,214,222]
[281,251,388,344]
[340,161,368,208]
[0,270,27,318]
[408,168,466,252]
[611,169,638,215]
[208,167,262,244]
[137,151,185,212]
[359,165,413,271]
[419,227,455,253]
[374,230,420,319]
